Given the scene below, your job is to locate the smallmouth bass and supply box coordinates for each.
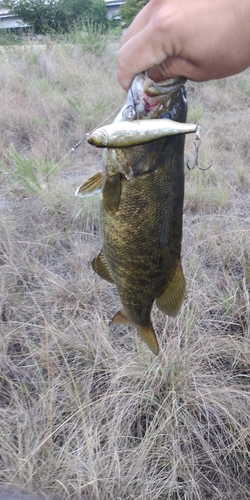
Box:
[76,74,193,355]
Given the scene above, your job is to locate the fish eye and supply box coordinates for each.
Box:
[88,134,98,146]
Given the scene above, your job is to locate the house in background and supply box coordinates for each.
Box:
[105,0,125,20]
[0,2,125,29]
[0,9,29,29]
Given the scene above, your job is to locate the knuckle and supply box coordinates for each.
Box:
[153,13,166,32]
[153,9,171,34]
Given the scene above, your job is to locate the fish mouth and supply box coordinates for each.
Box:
[143,76,187,96]
[130,74,187,118]
[114,74,187,123]
[130,74,186,101]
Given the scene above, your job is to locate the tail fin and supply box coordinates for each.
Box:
[111,310,159,355]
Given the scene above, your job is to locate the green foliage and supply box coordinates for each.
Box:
[3,147,58,196]
[119,0,149,28]
[66,20,109,55]
[0,28,23,45]
[2,0,108,34]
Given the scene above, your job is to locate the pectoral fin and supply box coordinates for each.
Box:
[91,251,114,284]
[156,259,186,317]
[111,310,159,355]
[102,173,121,215]
[75,171,102,197]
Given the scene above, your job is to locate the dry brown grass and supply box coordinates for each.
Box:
[0,35,250,499]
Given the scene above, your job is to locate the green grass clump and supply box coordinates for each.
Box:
[2,147,58,196]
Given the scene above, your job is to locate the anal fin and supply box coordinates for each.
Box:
[156,259,186,317]
[91,251,114,284]
[75,171,102,197]
[111,310,159,355]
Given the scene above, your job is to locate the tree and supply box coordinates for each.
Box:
[2,0,108,34]
[119,0,149,28]
[59,0,108,30]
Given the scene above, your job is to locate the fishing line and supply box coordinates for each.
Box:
[39,103,124,183]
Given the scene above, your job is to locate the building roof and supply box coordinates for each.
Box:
[104,1,125,5]
[0,9,29,29]
[104,0,125,20]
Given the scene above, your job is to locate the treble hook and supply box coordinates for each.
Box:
[186,126,212,171]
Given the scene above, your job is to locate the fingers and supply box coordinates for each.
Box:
[118,0,170,89]
[117,0,250,91]
[147,58,188,82]
[117,37,165,90]
[147,57,199,82]
[147,55,236,83]
[118,22,168,90]
[120,0,157,48]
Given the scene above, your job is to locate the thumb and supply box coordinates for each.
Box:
[148,57,203,83]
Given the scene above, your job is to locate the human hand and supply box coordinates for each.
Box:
[117,0,250,90]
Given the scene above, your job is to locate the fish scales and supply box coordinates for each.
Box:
[76,75,190,355]
[102,135,185,322]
